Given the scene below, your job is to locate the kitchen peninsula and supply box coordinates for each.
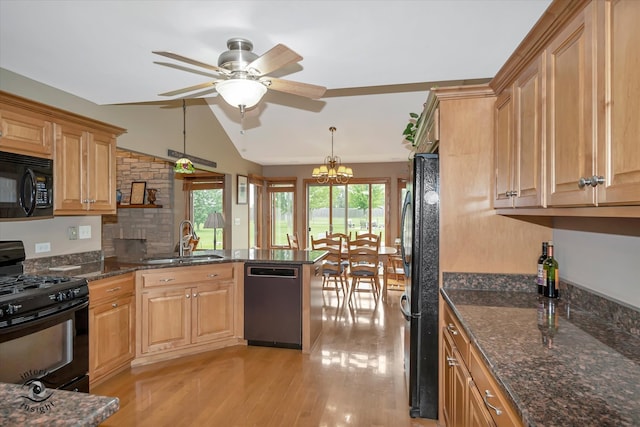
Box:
[29,249,326,385]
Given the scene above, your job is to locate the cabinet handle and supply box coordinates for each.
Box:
[506,190,517,197]
[193,293,198,298]
[159,278,174,282]
[112,303,118,308]
[446,356,458,366]
[186,294,190,298]
[106,287,121,293]
[207,273,218,278]
[447,323,458,335]
[578,175,605,188]
[483,390,503,416]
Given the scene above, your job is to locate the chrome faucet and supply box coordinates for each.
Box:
[178,219,195,257]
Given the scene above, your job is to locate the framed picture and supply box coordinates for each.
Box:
[130,181,147,205]
[237,175,248,205]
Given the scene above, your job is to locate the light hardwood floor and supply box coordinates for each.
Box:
[93,288,439,426]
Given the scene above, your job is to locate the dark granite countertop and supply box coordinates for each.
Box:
[30,249,327,282]
[0,382,118,426]
[442,289,640,427]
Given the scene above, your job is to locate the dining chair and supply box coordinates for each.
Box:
[311,235,347,297]
[287,232,300,249]
[347,237,381,301]
[385,255,406,291]
[326,231,351,241]
[355,231,381,242]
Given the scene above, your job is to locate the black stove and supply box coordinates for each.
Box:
[0,241,88,328]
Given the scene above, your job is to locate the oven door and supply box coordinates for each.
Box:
[0,300,88,391]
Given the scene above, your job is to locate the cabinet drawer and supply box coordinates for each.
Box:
[469,346,522,427]
[140,263,234,288]
[443,303,470,364]
[90,273,134,306]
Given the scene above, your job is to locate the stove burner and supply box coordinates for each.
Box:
[0,275,74,298]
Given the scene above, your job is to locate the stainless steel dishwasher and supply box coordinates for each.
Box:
[244,264,302,349]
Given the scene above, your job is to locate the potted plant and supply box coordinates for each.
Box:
[402,112,423,148]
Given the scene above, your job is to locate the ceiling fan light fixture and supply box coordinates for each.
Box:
[216,79,267,109]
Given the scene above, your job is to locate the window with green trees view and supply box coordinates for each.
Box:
[184,174,225,250]
[307,181,387,246]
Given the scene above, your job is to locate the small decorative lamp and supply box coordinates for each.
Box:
[174,99,195,174]
[204,212,225,249]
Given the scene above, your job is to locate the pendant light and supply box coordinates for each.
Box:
[312,126,353,184]
[174,99,195,174]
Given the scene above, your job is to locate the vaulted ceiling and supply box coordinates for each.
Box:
[0,0,551,165]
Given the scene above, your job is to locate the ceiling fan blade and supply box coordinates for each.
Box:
[152,51,230,75]
[247,44,302,76]
[158,81,218,97]
[262,77,326,99]
[154,61,222,79]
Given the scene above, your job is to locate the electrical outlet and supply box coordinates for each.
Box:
[68,226,78,240]
[35,242,51,253]
[78,225,91,239]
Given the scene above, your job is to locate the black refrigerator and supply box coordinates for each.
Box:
[400,153,439,419]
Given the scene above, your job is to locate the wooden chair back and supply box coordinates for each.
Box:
[347,237,380,277]
[287,232,300,249]
[355,231,381,243]
[312,235,347,296]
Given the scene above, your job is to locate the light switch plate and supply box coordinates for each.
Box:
[78,225,92,239]
[68,226,78,240]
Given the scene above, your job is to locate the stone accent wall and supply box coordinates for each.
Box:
[102,149,175,258]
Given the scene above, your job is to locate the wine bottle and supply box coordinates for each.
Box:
[536,241,548,294]
[543,241,559,298]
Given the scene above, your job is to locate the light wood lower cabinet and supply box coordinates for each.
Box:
[441,303,522,427]
[89,273,135,388]
[134,263,242,366]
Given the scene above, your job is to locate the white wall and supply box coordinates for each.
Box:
[553,224,640,309]
[0,216,102,258]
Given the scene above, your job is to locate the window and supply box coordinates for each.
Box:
[267,179,296,248]
[306,179,389,244]
[248,176,264,249]
[183,173,225,250]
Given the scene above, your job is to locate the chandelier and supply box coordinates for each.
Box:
[312,127,353,184]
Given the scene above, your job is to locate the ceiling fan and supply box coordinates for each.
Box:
[153,37,327,115]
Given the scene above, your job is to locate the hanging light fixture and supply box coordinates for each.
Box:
[174,99,195,174]
[216,78,267,116]
[312,126,353,184]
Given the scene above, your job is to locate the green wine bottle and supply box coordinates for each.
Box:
[543,241,559,298]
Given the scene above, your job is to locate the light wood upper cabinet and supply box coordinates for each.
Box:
[54,121,117,214]
[494,57,544,208]
[546,4,596,207]
[596,0,640,205]
[493,90,514,208]
[0,104,53,158]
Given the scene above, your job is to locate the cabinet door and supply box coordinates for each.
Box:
[546,5,596,206]
[468,379,497,427]
[192,282,234,344]
[494,90,514,208]
[0,107,53,157]
[443,330,469,427]
[86,130,116,212]
[89,295,135,383]
[141,288,191,354]
[514,57,544,208]
[597,0,640,205]
[54,123,87,212]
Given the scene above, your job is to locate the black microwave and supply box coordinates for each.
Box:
[0,150,54,220]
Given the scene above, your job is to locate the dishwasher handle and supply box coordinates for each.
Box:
[247,266,299,279]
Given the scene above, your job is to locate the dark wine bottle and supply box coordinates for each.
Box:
[537,241,548,294]
[543,241,559,298]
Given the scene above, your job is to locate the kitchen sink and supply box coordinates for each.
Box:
[140,254,224,265]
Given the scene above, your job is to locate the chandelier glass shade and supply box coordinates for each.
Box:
[312,127,353,184]
[174,99,195,174]
[216,79,268,110]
